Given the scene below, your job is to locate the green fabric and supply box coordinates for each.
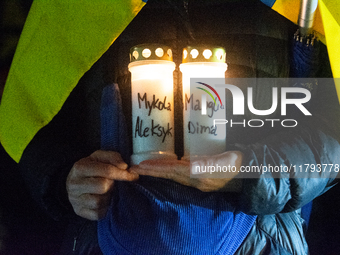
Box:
[0,0,146,162]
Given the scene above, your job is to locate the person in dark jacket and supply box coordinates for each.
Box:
[18,1,340,254]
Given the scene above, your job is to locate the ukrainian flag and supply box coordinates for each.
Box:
[261,0,340,102]
[0,0,146,162]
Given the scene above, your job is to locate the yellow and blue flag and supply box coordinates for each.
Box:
[261,0,340,101]
[0,0,146,162]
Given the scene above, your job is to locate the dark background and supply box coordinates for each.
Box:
[0,1,65,254]
[1,1,340,254]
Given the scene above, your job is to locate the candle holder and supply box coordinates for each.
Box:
[180,46,228,158]
[129,44,176,165]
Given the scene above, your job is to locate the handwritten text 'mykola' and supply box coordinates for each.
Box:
[138,93,171,116]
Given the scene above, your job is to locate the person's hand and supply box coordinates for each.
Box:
[66,150,139,220]
[131,151,243,192]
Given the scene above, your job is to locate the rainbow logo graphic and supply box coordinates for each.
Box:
[196,82,223,108]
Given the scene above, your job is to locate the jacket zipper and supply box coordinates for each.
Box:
[72,220,88,253]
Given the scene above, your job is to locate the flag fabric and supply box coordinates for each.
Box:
[319,0,340,99]
[261,0,340,102]
[263,0,325,42]
[0,0,146,162]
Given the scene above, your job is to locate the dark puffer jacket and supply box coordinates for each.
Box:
[18,1,340,254]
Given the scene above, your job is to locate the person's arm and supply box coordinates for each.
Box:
[237,121,340,214]
[18,132,86,220]
[237,84,340,215]
[19,135,138,222]
[17,57,117,221]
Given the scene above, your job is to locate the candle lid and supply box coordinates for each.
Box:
[182,46,226,64]
[130,44,173,62]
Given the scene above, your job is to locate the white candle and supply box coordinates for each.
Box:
[180,46,228,158]
[129,45,177,165]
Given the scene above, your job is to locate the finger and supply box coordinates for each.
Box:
[68,192,112,220]
[138,159,189,171]
[68,193,111,213]
[191,151,242,167]
[130,165,171,179]
[132,159,189,179]
[90,150,128,169]
[77,193,111,210]
[67,177,115,196]
[74,207,109,221]
[72,158,139,181]
[190,151,243,178]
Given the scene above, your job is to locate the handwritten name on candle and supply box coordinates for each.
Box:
[138,93,171,116]
[188,121,218,136]
[184,93,223,118]
[135,116,173,142]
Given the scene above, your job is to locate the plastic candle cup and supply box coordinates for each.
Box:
[180,46,228,159]
[128,44,177,165]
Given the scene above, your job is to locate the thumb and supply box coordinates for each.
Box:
[190,151,243,177]
[90,150,128,169]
